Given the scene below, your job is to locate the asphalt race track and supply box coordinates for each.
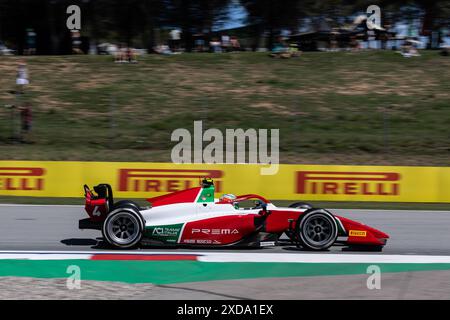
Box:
[1,204,450,299]
[0,204,449,255]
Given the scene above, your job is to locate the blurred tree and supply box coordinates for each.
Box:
[0,0,448,53]
[240,0,306,49]
[416,0,450,48]
[167,0,230,51]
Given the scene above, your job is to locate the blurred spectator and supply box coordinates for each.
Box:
[25,28,36,55]
[230,36,241,51]
[169,29,181,52]
[221,34,231,52]
[329,30,339,51]
[269,36,288,58]
[71,30,83,54]
[209,38,222,53]
[98,43,118,55]
[126,47,138,63]
[287,43,301,57]
[115,44,126,63]
[269,37,301,59]
[114,45,138,63]
[16,61,29,93]
[400,39,421,57]
[194,34,206,52]
[154,44,173,55]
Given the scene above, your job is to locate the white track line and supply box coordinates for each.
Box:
[197,253,450,264]
[0,254,92,260]
[1,251,450,263]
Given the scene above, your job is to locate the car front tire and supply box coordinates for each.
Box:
[296,209,338,251]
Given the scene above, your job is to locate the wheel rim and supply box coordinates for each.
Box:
[107,213,140,245]
[302,214,334,247]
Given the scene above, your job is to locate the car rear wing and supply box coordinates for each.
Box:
[84,183,114,221]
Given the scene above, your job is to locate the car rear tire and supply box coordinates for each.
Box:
[102,208,144,249]
[289,202,313,210]
[112,200,142,211]
[296,209,338,251]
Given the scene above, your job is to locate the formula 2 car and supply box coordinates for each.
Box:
[79,178,389,251]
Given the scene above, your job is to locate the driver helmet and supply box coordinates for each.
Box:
[220,193,237,203]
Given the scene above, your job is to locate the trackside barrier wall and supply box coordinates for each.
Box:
[0,161,449,202]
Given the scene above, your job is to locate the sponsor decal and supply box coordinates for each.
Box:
[296,171,400,196]
[152,227,180,237]
[118,169,223,193]
[145,223,184,243]
[0,167,45,191]
[197,185,215,203]
[191,228,239,235]
[349,230,367,237]
[183,239,222,244]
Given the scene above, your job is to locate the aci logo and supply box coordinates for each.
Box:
[0,167,45,191]
[147,224,183,243]
[296,171,400,196]
[152,226,181,237]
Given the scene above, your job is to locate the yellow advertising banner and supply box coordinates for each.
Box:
[0,161,449,202]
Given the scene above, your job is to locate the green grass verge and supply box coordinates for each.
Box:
[0,51,449,165]
[1,260,450,284]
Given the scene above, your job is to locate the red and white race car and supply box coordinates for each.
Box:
[79,178,389,251]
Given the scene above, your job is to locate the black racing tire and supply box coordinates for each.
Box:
[289,202,313,210]
[102,208,144,249]
[112,200,142,211]
[295,209,338,251]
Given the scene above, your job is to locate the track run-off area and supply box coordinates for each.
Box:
[1,204,450,299]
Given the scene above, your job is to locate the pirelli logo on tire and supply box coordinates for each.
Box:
[0,167,46,191]
[296,171,401,197]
